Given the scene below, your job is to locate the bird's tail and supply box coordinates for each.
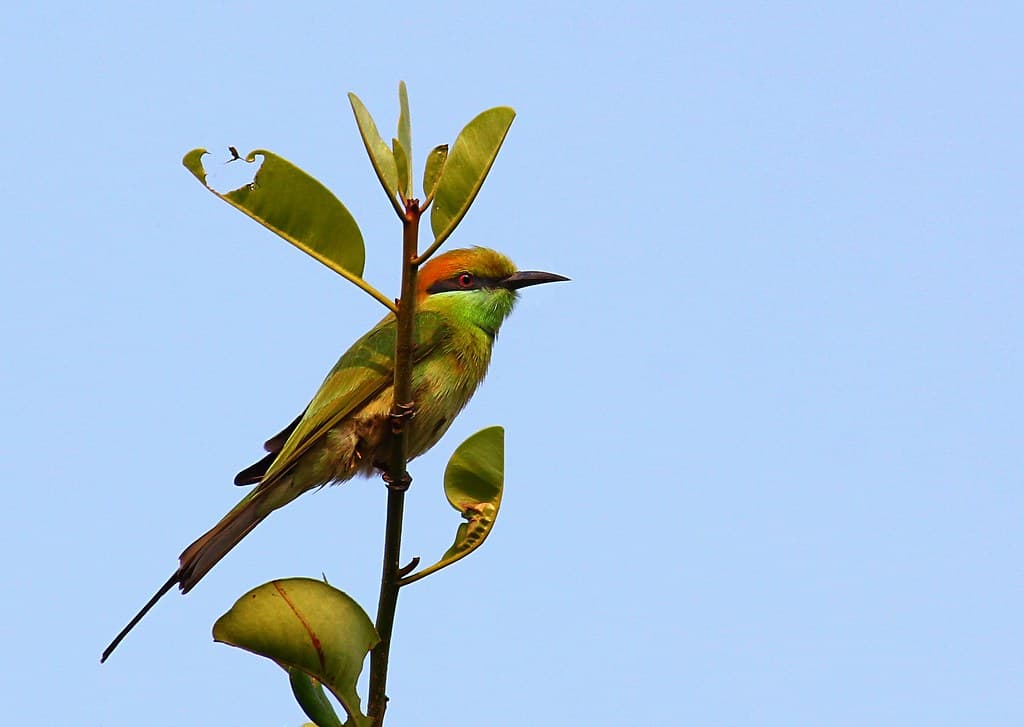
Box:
[177,496,265,593]
[100,496,266,662]
[100,571,178,663]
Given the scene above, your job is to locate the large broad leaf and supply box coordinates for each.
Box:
[182,148,365,277]
[429,107,515,247]
[347,93,400,207]
[401,427,504,585]
[213,578,379,727]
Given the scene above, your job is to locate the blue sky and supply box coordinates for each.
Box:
[3,2,1021,725]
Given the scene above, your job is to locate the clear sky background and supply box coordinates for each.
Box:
[2,2,1021,725]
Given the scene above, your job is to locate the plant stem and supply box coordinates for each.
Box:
[368,487,405,726]
[412,233,447,266]
[367,198,421,726]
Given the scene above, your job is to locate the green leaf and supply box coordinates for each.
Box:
[348,93,400,205]
[289,669,343,727]
[402,427,504,584]
[397,81,413,198]
[182,148,364,277]
[422,144,448,200]
[392,138,410,204]
[214,578,379,727]
[429,107,515,246]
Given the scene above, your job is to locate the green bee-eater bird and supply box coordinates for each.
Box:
[101,246,566,662]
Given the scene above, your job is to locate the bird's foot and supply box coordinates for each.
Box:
[389,401,416,434]
[381,469,413,492]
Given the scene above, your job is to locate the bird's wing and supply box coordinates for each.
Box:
[254,311,447,487]
[264,412,305,452]
[234,412,306,485]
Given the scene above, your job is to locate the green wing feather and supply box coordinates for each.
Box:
[258,311,448,485]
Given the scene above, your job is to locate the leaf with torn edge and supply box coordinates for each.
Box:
[182,148,364,278]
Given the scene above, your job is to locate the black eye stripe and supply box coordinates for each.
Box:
[426,274,504,294]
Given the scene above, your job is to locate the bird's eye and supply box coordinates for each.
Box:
[456,273,475,288]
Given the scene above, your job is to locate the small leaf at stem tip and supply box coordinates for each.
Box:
[429,107,515,245]
[348,92,399,202]
[402,426,504,584]
[397,81,412,197]
[181,148,365,277]
[392,138,410,203]
[213,578,378,727]
[422,144,448,200]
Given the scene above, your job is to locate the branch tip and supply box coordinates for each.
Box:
[397,557,420,578]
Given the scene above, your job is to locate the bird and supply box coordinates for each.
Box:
[101,246,567,662]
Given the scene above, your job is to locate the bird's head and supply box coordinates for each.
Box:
[417,247,568,335]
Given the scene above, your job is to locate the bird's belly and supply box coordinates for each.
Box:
[406,366,481,458]
[296,350,486,486]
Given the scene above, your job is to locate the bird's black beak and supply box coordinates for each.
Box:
[499,270,570,290]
